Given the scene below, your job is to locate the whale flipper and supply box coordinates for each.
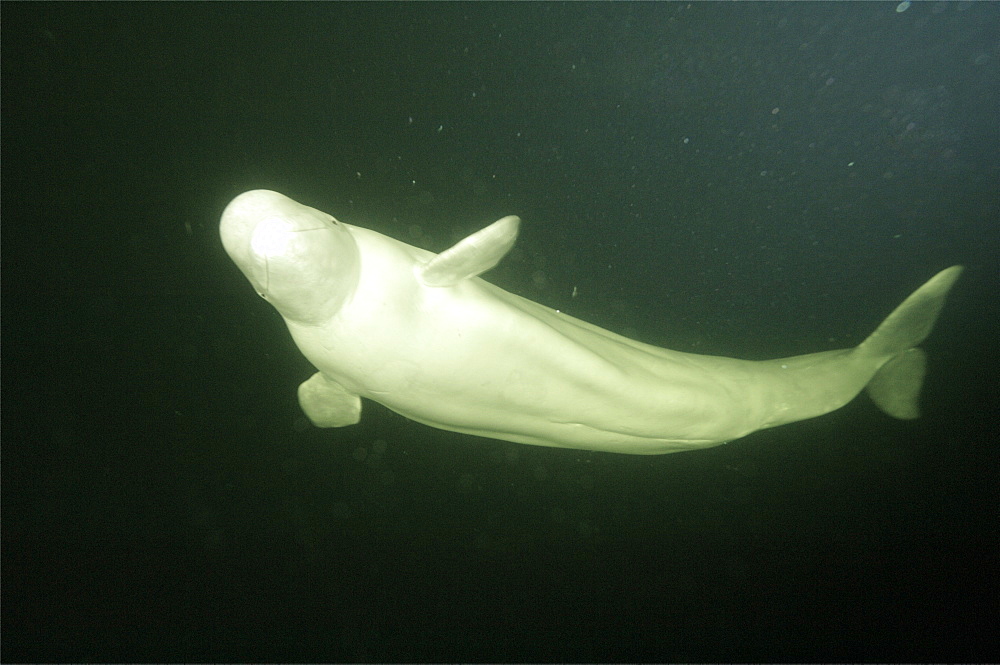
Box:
[298,372,361,427]
[419,215,520,287]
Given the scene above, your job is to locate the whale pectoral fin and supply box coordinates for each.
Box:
[297,372,361,428]
[419,215,521,287]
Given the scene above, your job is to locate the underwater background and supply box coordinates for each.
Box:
[3,2,998,662]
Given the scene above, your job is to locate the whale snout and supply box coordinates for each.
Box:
[220,190,362,324]
[249,214,329,261]
[221,190,337,255]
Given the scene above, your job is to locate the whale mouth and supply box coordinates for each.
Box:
[257,253,270,300]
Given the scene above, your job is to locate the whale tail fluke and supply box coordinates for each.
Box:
[859,265,963,419]
[865,347,927,419]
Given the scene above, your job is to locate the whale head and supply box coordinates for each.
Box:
[220,190,360,325]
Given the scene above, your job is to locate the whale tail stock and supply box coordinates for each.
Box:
[857,265,964,419]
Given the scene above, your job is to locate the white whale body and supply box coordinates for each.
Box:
[220,189,962,455]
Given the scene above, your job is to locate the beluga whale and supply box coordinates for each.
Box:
[220,189,962,455]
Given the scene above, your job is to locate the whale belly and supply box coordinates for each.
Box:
[295,279,766,454]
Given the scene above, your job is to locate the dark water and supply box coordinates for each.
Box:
[3,3,998,662]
